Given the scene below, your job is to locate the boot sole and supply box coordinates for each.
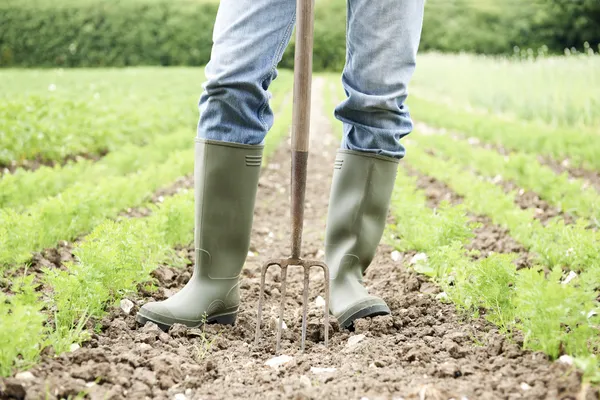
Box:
[336,301,391,330]
[136,310,237,332]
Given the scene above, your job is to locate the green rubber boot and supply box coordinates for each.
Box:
[325,149,399,329]
[136,138,263,331]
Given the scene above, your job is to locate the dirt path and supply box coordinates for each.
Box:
[2,79,589,400]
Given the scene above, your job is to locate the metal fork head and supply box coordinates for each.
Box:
[255,258,330,353]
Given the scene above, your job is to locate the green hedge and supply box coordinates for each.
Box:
[0,0,346,71]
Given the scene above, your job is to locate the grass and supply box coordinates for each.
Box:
[412,52,600,130]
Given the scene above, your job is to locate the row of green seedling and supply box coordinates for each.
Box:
[405,145,599,282]
[0,71,293,211]
[0,81,294,268]
[408,95,600,172]
[0,93,194,166]
[409,128,600,222]
[388,167,599,382]
[0,189,193,376]
[0,88,295,377]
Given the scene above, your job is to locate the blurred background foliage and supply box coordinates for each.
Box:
[1,0,599,70]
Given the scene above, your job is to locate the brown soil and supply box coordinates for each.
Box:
[495,180,576,226]
[540,156,600,193]
[0,151,106,177]
[1,79,594,400]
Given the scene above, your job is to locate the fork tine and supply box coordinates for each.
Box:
[255,261,275,346]
[319,263,330,348]
[276,264,288,354]
[301,266,310,352]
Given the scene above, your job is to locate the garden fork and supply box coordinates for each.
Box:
[254,0,330,354]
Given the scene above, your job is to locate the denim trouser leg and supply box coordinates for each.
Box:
[198,0,296,144]
[336,1,425,159]
[198,0,425,157]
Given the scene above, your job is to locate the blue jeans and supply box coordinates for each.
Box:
[198,0,425,159]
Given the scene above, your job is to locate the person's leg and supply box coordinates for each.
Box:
[326,0,425,329]
[198,0,297,145]
[335,0,425,159]
[137,0,296,330]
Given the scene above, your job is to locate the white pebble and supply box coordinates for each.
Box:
[265,355,293,368]
[520,382,531,391]
[299,375,312,388]
[173,394,187,400]
[346,334,366,348]
[15,371,35,381]
[120,298,134,314]
[561,271,577,285]
[410,253,428,265]
[315,296,326,308]
[558,355,574,365]
[310,367,336,374]
[69,343,80,352]
[435,292,449,301]
[391,251,401,262]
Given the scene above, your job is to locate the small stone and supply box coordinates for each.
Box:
[140,322,161,333]
[120,299,134,314]
[185,389,192,396]
[410,253,428,265]
[391,251,401,262]
[436,361,461,378]
[561,271,577,284]
[85,382,96,388]
[138,343,152,351]
[558,355,573,365]
[265,355,293,368]
[247,251,255,257]
[310,367,336,374]
[435,292,449,301]
[315,296,326,308]
[70,343,81,352]
[158,332,171,343]
[15,371,35,381]
[173,394,187,400]
[520,382,531,391]
[299,375,311,388]
[346,334,366,348]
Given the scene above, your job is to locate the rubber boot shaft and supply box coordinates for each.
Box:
[325,149,399,329]
[137,139,263,330]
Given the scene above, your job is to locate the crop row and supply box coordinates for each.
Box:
[0,129,191,210]
[0,69,293,167]
[0,190,194,376]
[405,145,599,276]
[324,78,599,382]
[0,73,292,212]
[407,95,600,171]
[0,86,294,376]
[0,78,294,269]
[388,167,599,382]
[409,128,600,222]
